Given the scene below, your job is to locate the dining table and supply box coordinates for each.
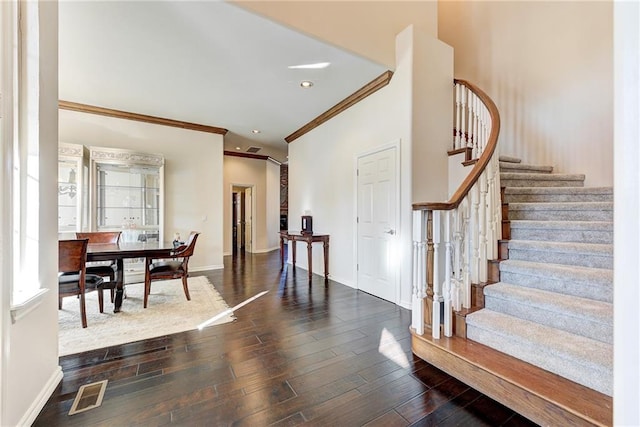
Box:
[86,241,176,312]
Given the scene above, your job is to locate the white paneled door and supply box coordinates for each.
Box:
[357,146,398,303]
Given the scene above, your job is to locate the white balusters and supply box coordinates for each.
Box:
[461,198,472,309]
[486,160,496,260]
[412,210,427,335]
[471,182,480,285]
[432,211,442,339]
[412,80,501,340]
[443,211,453,337]
[452,207,464,312]
[454,84,462,149]
[478,171,488,283]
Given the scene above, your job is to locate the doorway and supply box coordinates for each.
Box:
[356,145,399,303]
[231,185,253,254]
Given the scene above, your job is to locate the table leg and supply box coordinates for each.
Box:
[292,240,297,267]
[323,240,329,281]
[307,241,313,281]
[280,236,285,269]
[114,258,125,313]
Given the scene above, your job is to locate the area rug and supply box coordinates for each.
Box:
[58,276,235,356]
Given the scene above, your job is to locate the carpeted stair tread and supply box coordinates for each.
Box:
[509,220,613,230]
[500,172,585,181]
[508,239,613,256]
[508,201,613,211]
[508,202,613,221]
[499,155,521,163]
[503,187,613,203]
[499,259,613,302]
[499,162,554,173]
[466,310,612,396]
[509,220,613,244]
[484,283,612,344]
[500,172,585,187]
[507,240,613,269]
[504,187,613,195]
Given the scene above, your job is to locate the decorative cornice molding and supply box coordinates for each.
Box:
[90,147,164,166]
[284,70,394,143]
[59,101,228,135]
[58,143,83,157]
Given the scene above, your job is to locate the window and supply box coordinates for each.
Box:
[1,0,46,313]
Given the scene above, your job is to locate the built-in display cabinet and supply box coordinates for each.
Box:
[89,147,165,243]
[90,147,165,282]
[58,145,165,282]
[58,143,90,238]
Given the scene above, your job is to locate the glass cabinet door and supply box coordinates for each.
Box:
[95,163,161,242]
[90,146,165,244]
[90,147,165,283]
[58,143,89,237]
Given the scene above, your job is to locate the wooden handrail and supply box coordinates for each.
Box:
[413,79,500,211]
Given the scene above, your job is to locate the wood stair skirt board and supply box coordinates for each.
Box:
[411,331,612,427]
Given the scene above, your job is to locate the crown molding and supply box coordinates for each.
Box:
[59,100,228,135]
[284,70,393,143]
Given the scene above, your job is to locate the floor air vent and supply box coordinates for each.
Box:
[246,146,262,153]
[68,380,108,415]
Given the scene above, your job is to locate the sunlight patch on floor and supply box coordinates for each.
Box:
[378,327,410,369]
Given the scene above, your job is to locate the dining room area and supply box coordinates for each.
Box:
[55,137,237,356]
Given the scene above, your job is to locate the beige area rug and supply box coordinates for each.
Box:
[58,276,234,356]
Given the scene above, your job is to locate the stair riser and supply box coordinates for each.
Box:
[504,194,613,203]
[508,248,613,269]
[510,228,613,244]
[509,210,613,222]
[499,271,613,303]
[466,324,612,396]
[501,179,584,188]
[484,295,612,344]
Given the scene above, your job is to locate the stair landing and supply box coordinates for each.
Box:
[411,330,612,427]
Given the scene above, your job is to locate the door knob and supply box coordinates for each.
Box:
[383,229,395,235]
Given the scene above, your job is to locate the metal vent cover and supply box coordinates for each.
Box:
[68,380,108,415]
[246,146,262,153]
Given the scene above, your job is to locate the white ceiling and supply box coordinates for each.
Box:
[58,1,387,162]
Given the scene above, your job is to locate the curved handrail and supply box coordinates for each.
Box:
[413,79,500,211]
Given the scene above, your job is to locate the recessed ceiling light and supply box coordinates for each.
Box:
[300,81,314,88]
[288,62,331,70]
[235,146,241,150]
[252,129,260,134]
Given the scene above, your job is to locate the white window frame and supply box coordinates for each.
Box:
[1,0,48,321]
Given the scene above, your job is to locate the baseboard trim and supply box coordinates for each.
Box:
[250,247,280,254]
[191,264,224,272]
[18,365,63,426]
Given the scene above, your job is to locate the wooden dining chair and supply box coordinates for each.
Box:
[76,231,121,302]
[58,239,105,328]
[143,231,201,308]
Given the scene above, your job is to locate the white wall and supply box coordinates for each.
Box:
[223,155,280,254]
[1,2,62,426]
[439,1,613,187]
[288,26,452,308]
[614,1,640,424]
[58,109,225,270]
[237,1,438,69]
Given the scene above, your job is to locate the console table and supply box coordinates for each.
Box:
[280,231,329,281]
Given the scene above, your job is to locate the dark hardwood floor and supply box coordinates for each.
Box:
[35,250,538,426]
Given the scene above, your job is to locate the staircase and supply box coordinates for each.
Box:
[466,156,614,396]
